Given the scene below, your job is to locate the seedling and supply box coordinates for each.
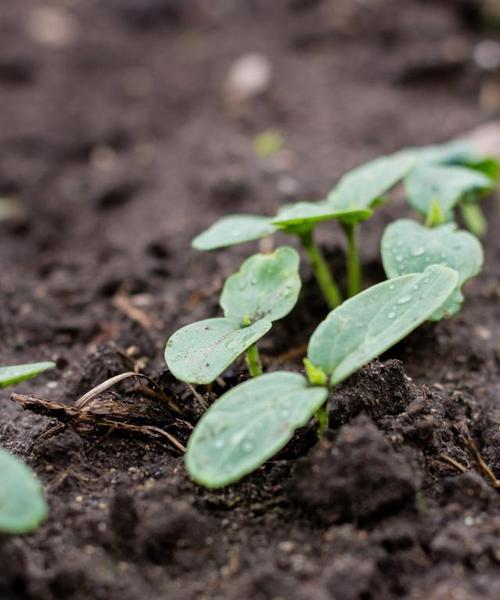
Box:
[404,164,493,234]
[0,362,55,388]
[402,139,499,237]
[0,361,54,534]
[165,247,301,384]
[193,151,416,304]
[326,152,416,296]
[185,265,458,488]
[381,219,483,321]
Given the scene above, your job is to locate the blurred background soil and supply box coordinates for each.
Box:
[0,1,500,599]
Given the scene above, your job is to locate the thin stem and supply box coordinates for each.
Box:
[299,230,342,309]
[245,343,263,378]
[315,404,329,438]
[342,223,362,297]
[460,203,486,238]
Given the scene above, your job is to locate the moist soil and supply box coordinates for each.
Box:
[1,1,500,599]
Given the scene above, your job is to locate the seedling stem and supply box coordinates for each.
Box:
[460,203,486,238]
[315,404,329,438]
[245,343,263,377]
[342,223,362,297]
[299,230,342,308]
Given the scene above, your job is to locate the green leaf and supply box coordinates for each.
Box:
[165,318,271,384]
[405,164,492,219]
[271,200,372,233]
[381,219,483,320]
[307,265,458,386]
[0,362,55,389]
[0,448,47,534]
[220,247,301,324]
[460,203,487,238]
[253,129,284,158]
[185,372,328,488]
[192,215,276,251]
[464,156,500,181]
[403,140,478,166]
[327,153,415,221]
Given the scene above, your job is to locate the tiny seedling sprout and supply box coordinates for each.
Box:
[185,265,458,488]
[165,247,301,384]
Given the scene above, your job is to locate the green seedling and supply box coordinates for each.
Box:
[193,202,368,309]
[381,219,483,321]
[402,139,499,237]
[326,152,416,296]
[185,264,458,488]
[405,164,493,232]
[0,362,55,388]
[165,247,301,384]
[0,361,54,534]
[193,152,415,305]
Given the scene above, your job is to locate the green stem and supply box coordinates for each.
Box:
[460,203,487,238]
[299,230,342,309]
[245,343,263,378]
[315,404,329,438]
[342,223,362,297]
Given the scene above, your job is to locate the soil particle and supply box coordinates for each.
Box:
[329,359,415,426]
[290,416,418,524]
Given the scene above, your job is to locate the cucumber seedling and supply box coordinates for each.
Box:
[381,219,483,321]
[193,152,415,305]
[0,361,54,534]
[402,140,499,237]
[165,247,301,384]
[184,265,458,488]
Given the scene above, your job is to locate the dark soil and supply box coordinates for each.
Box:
[1,1,499,598]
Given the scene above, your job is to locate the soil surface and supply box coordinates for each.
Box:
[1,1,499,599]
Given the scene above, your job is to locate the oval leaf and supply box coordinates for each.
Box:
[0,448,48,534]
[403,140,477,166]
[165,318,271,384]
[185,372,328,488]
[220,247,301,324]
[405,164,492,218]
[307,265,458,386]
[327,153,415,219]
[381,220,483,320]
[272,200,372,232]
[192,215,276,251]
[0,362,55,389]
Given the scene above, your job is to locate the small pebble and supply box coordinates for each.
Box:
[224,53,272,105]
[27,7,78,49]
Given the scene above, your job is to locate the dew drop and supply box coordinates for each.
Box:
[395,254,403,262]
[388,311,396,319]
[389,284,395,290]
[397,295,412,305]
[242,441,254,453]
[215,439,225,449]
[279,409,289,419]
[411,247,425,257]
